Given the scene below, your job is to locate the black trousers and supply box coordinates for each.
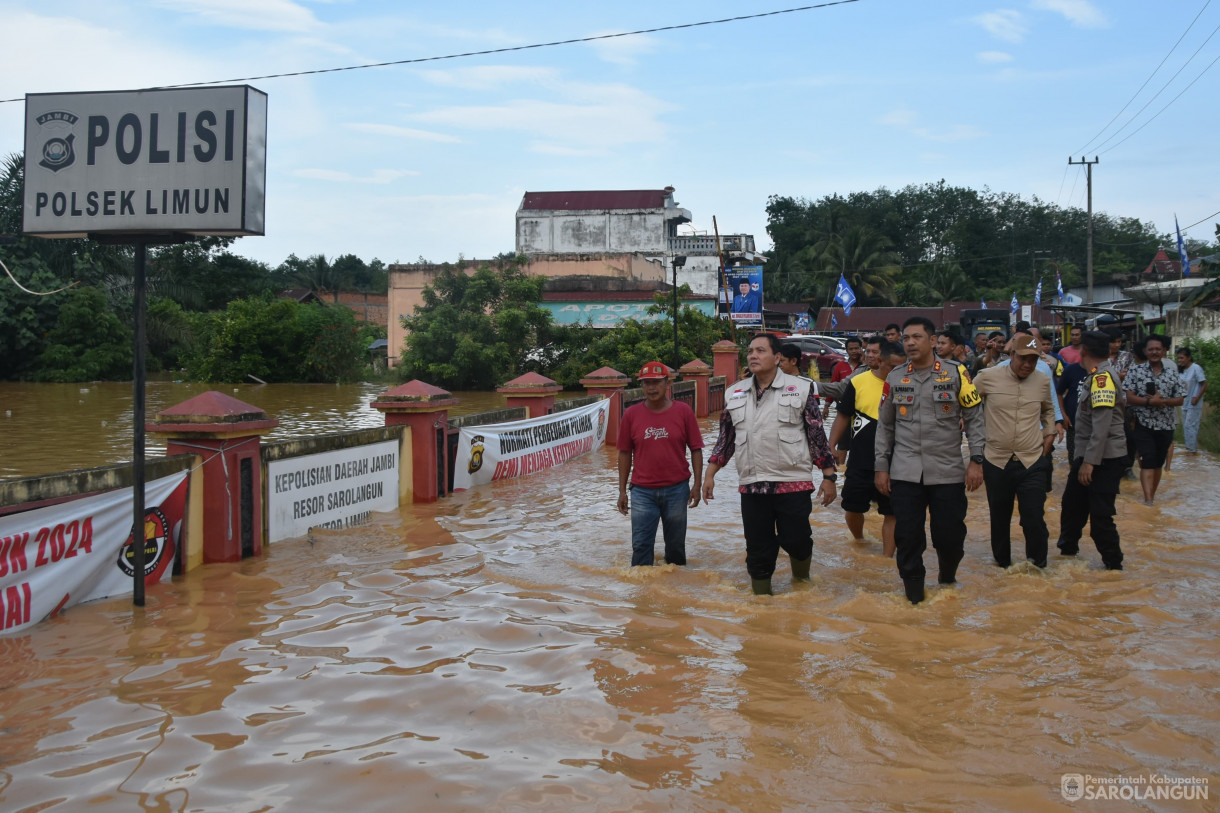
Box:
[1059,457,1124,569]
[983,456,1050,567]
[740,491,813,580]
[890,480,967,586]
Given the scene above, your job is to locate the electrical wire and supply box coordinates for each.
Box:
[1092,19,1220,154]
[1181,208,1220,231]
[0,1,860,104]
[0,255,79,295]
[1101,48,1220,155]
[1075,0,1212,154]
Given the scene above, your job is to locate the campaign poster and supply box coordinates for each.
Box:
[452,400,610,490]
[0,473,188,636]
[729,266,764,327]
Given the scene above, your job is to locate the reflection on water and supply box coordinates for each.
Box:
[0,382,513,480]
[0,409,1217,810]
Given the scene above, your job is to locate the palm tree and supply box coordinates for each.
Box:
[814,225,901,306]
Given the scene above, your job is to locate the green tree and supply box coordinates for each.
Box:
[398,258,552,389]
[186,295,363,383]
[35,286,133,381]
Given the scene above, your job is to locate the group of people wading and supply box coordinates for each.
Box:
[616,317,1205,603]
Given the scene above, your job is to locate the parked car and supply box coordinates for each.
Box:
[781,335,848,379]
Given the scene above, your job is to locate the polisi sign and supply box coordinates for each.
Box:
[23,86,266,237]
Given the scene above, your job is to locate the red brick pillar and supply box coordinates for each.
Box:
[713,340,741,385]
[148,391,278,563]
[580,366,630,446]
[678,359,713,418]
[498,372,561,418]
[370,380,459,503]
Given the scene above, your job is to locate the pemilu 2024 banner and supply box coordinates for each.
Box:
[452,400,610,491]
[0,473,188,636]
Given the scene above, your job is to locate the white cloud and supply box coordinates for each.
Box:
[911,124,988,143]
[880,109,986,143]
[879,108,918,127]
[977,50,1015,63]
[411,84,672,153]
[974,9,1027,43]
[1031,0,1108,28]
[155,0,321,33]
[345,123,462,143]
[292,168,417,183]
[584,32,661,66]
[417,65,559,90]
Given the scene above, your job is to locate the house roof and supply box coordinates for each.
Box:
[543,290,714,302]
[520,189,674,211]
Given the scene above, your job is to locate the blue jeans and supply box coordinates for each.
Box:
[630,481,690,566]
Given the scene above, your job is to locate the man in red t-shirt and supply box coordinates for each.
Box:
[617,361,705,566]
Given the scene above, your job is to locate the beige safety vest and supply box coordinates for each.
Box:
[724,371,813,484]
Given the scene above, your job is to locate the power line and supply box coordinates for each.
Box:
[1101,48,1220,155]
[1075,0,1212,154]
[1182,208,1220,231]
[1092,18,1220,154]
[0,1,860,105]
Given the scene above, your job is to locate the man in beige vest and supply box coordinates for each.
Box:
[703,334,838,595]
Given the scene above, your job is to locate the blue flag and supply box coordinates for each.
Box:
[831,313,838,329]
[1176,215,1192,278]
[981,299,987,310]
[834,275,857,316]
[1057,273,1065,301]
[1010,293,1019,314]
[1035,279,1042,307]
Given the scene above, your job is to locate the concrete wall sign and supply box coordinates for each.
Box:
[23,86,267,236]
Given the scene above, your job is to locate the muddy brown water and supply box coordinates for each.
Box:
[0,383,1217,811]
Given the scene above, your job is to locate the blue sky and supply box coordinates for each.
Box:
[2,0,1217,268]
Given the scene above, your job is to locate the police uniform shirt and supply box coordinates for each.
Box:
[1073,361,1128,464]
[875,359,986,485]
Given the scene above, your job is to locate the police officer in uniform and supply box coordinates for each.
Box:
[1056,330,1127,570]
[875,316,986,603]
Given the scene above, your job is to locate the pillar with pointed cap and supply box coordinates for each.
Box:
[148,391,278,565]
[712,340,742,385]
[497,372,561,419]
[370,380,459,502]
[678,359,714,418]
[580,366,630,446]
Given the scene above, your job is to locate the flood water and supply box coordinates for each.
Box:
[0,381,515,481]
[1,383,1217,811]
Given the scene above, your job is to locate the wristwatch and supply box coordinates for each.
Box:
[970,454,985,464]
[822,472,838,482]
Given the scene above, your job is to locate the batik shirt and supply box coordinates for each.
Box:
[1124,362,1186,431]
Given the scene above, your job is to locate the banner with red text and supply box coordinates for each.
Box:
[0,473,188,636]
[452,400,610,491]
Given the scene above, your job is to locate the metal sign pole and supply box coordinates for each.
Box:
[132,240,147,606]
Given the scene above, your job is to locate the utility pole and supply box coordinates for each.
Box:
[1069,156,1099,304]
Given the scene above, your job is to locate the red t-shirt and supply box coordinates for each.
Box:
[617,401,704,488]
[1059,345,1082,365]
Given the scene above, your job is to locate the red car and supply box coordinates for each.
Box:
[780,335,848,379]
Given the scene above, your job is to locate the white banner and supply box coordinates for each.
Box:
[266,439,400,542]
[0,472,188,636]
[453,399,610,490]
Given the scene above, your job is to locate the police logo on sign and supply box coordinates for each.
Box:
[36,111,79,173]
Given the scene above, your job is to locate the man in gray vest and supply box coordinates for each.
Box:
[703,333,838,595]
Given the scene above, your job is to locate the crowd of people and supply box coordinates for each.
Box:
[615,317,1208,603]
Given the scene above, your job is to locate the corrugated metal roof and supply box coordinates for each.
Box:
[521,190,670,211]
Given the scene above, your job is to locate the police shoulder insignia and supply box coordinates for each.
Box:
[1090,371,1117,407]
[957,365,982,407]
